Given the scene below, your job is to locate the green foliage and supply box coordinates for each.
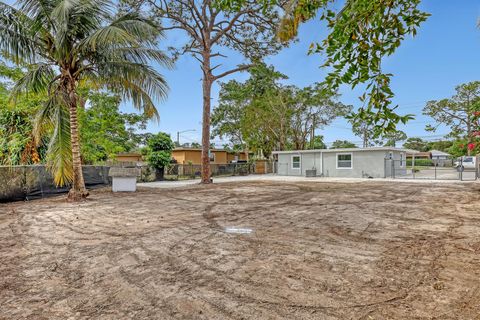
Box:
[350,118,381,147]
[0,0,171,186]
[406,159,434,167]
[79,92,149,164]
[428,140,454,153]
[402,137,429,152]
[0,62,46,165]
[212,63,350,155]
[423,81,480,139]
[447,139,476,158]
[330,140,357,149]
[191,142,201,148]
[403,137,456,154]
[382,130,407,147]
[217,0,428,136]
[311,0,426,136]
[308,135,327,149]
[146,132,174,169]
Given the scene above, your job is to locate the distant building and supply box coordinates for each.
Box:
[406,151,431,159]
[115,152,143,163]
[430,149,453,167]
[172,148,249,165]
[430,149,451,160]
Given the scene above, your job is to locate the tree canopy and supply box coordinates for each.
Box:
[79,92,150,164]
[121,0,286,182]
[423,81,480,155]
[0,0,171,199]
[330,140,357,149]
[0,62,46,166]
[211,63,351,156]
[214,0,429,137]
[0,61,153,166]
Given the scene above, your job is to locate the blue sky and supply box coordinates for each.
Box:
[124,1,480,147]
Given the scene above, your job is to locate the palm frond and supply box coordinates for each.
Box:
[108,13,162,46]
[93,61,169,119]
[16,0,56,29]
[34,91,73,186]
[0,2,43,64]
[81,25,139,51]
[47,101,73,186]
[11,63,55,97]
[96,46,173,68]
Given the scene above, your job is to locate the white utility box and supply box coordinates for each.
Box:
[109,167,141,192]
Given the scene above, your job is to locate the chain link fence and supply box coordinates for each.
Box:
[385,156,479,181]
[1,162,258,202]
[0,165,111,202]
[158,163,254,181]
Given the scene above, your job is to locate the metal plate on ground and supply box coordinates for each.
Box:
[224,227,254,234]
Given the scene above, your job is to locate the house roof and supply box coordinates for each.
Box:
[406,151,431,158]
[272,147,419,155]
[173,148,246,153]
[116,152,142,157]
[430,149,451,157]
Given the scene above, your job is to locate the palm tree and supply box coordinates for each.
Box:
[0,0,170,200]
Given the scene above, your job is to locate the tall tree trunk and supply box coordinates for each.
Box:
[67,86,88,201]
[201,65,213,184]
[467,121,472,156]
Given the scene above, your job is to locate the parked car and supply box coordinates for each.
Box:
[454,156,477,171]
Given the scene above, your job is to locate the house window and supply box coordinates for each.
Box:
[292,155,301,169]
[337,153,352,169]
[209,151,215,162]
[400,153,404,167]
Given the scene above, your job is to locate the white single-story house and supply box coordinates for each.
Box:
[273,147,419,178]
[430,149,451,160]
[430,149,453,167]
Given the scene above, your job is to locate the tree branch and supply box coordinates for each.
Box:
[213,64,252,80]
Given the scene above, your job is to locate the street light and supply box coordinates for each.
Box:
[176,129,196,146]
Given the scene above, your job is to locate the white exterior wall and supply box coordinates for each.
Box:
[277,152,323,176]
[276,149,408,178]
[322,150,386,178]
[277,153,302,176]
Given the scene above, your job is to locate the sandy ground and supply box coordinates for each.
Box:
[2,180,480,319]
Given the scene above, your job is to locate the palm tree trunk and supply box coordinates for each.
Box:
[201,71,213,184]
[67,88,88,201]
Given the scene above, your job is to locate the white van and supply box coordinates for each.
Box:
[454,156,477,171]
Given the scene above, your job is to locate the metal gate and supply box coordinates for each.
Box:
[385,156,479,181]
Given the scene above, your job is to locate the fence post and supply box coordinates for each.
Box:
[391,159,395,179]
[384,158,387,178]
[460,158,463,181]
[435,162,437,180]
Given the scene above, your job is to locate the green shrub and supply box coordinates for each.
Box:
[146,133,174,170]
[406,159,434,167]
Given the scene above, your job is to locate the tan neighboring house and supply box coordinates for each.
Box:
[115,152,143,163]
[406,151,431,159]
[172,148,248,164]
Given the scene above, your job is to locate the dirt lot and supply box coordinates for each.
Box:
[2,181,480,319]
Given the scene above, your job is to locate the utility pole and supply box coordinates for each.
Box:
[176,129,196,147]
[310,114,316,149]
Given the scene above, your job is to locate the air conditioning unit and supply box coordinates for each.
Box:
[305,168,317,177]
